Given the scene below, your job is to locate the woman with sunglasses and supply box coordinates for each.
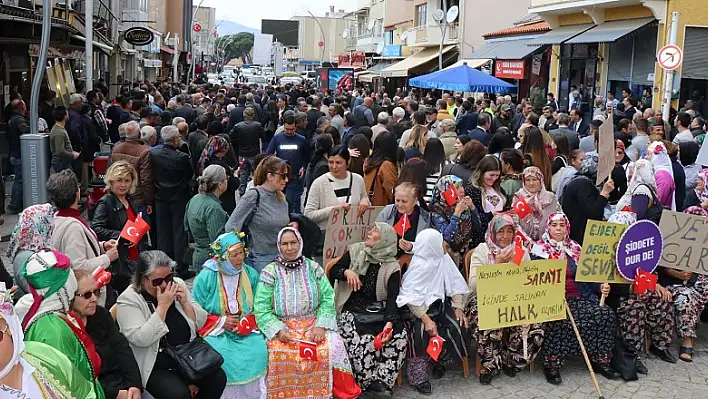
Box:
[70,269,143,399]
[116,250,226,399]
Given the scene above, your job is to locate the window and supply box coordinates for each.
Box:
[385,30,394,45]
[441,0,460,10]
[415,4,427,27]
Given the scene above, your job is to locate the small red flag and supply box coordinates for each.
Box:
[633,269,658,295]
[621,205,632,212]
[92,267,112,288]
[236,314,257,336]
[513,196,532,219]
[427,336,445,362]
[441,184,460,206]
[119,213,151,245]
[513,239,525,266]
[373,327,393,350]
[393,213,411,237]
[299,340,318,361]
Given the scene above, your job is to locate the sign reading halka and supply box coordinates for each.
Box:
[476,260,567,330]
[124,27,155,46]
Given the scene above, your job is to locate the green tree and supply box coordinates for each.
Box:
[221,32,254,65]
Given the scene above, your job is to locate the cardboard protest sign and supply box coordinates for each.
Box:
[576,220,632,284]
[616,220,663,280]
[476,259,567,330]
[323,206,384,263]
[596,109,615,185]
[658,210,708,275]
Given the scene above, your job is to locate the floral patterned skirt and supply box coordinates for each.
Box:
[666,276,708,339]
[616,290,674,352]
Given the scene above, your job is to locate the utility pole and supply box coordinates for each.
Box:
[307,9,326,66]
[439,0,448,71]
[30,0,52,134]
[662,11,679,122]
[173,34,180,83]
[85,0,93,90]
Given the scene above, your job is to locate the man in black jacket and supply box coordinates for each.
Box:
[150,125,194,279]
[305,97,325,143]
[227,95,247,131]
[174,95,197,125]
[187,115,210,172]
[6,98,29,214]
[230,107,264,195]
[456,101,477,136]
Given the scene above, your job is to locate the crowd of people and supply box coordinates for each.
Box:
[0,76,707,399]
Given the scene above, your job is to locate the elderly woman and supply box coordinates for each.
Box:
[116,250,226,398]
[192,232,268,398]
[71,270,144,399]
[530,213,619,385]
[438,119,458,162]
[429,175,480,262]
[464,155,506,248]
[512,166,561,241]
[646,141,676,210]
[91,161,149,294]
[184,164,229,272]
[198,135,239,214]
[396,229,469,395]
[47,169,119,306]
[683,168,708,210]
[328,223,407,397]
[376,182,431,257]
[7,203,54,297]
[254,227,361,399]
[14,250,106,398]
[466,214,541,384]
[616,160,664,224]
[0,284,100,398]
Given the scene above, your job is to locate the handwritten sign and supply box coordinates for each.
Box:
[658,210,708,275]
[476,260,567,330]
[576,220,632,284]
[616,220,663,279]
[596,108,615,185]
[323,206,384,263]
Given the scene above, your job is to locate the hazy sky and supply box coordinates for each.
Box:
[202,0,358,29]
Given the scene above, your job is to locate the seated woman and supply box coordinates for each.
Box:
[466,214,542,385]
[512,166,560,241]
[429,175,480,263]
[328,223,407,398]
[376,182,430,257]
[191,232,268,398]
[7,203,54,298]
[254,227,361,399]
[530,213,619,384]
[683,168,708,211]
[0,284,100,398]
[616,160,664,224]
[116,250,226,399]
[14,250,106,398]
[396,229,469,395]
[71,270,144,399]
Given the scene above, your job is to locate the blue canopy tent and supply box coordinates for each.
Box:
[409,62,517,93]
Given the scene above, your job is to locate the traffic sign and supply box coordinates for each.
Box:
[657,44,682,70]
[193,24,202,33]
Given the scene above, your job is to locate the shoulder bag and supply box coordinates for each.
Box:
[241,188,261,244]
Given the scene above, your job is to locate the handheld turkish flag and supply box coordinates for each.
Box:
[441,184,460,206]
[513,196,532,219]
[393,213,411,237]
[92,267,112,288]
[298,340,318,362]
[373,327,393,350]
[633,269,658,295]
[427,336,445,362]
[119,213,151,245]
[513,238,525,266]
[236,314,257,336]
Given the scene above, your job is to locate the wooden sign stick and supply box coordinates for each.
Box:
[599,293,606,307]
[565,302,604,399]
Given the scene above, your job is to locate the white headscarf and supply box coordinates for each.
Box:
[616,159,658,211]
[0,283,24,379]
[647,141,676,210]
[396,229,469,308]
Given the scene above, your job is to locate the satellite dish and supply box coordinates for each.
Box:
[446,6,459,23]
[400,31,409,42]
[367,19,376,31]
[342,29,348,39]
[432,9,445,23]
[376,42,384,54]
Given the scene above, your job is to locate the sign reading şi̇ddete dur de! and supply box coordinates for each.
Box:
[576,220,632,284]
[476,259,567,330]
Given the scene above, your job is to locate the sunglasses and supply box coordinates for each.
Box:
[145,272,174,287]
[75,288,101,300]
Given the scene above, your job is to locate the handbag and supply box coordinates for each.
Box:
[350,301,387,325]
[162,336,224,383]
[611,337,638,381]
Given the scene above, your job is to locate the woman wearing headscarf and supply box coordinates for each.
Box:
[603,211,676,376]
[429,175,480,263]
[512,166,560,241]
[7,203,54,297]
[684,168,708,210]
[191,232,268,398]
[254,227,361,399]
[616,159,665,224]
[0,283,100,398]
[531,213,619,385]
[646,141,676,210]
[615,140,634,182]
[466,213,541,385]
[198,135,239,214]
[396,229,469,395]
[14,250,106,398]
[679,141,701,191]
[328,223,407,398]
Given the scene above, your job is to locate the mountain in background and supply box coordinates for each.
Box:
[217,20,260,36]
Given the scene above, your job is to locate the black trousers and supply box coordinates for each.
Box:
[155,198,189,271]
[145,367,226,399]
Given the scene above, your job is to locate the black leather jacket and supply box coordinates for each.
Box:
[150,144,194,202]
[230,120,264,158]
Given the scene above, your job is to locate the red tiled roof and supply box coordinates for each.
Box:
[483,21,550,39]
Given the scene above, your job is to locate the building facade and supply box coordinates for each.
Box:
[292,8,349,72]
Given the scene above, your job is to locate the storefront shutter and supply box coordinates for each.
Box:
[631,26,658,85]
[608,38,632,82]
[683,27,708,80]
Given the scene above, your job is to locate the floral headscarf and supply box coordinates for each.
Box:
[519,166,556,210]
[0,284,23,380]
[203,231,247,276]
[574,153,598,182]
[647,141,672,174]
[484,213,516,263]
[695,169,708,203]
[198,135,230,172]
[684,206,708,217]
[531,212,582,262]
[7,203,54,261]
[608,211,638,225]
[275,227,305,270]
[616,159,658,211]
[429,175,472,249]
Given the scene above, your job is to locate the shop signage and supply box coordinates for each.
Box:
[381,45,402,58]
[28,44,85,60]
[495,59,525,79]
[143,59,163,68]
[338,51,366,68]
[531,54,542,75]
[124,27,155,46]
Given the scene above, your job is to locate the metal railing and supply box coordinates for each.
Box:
[72,0,118,42]
[415,26,427,43]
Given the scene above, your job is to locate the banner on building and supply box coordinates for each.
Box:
[576,220,632,284]
[338,51,366,68]
[323,206,383,264]
[658,210,708,275]
[494,60,525,79]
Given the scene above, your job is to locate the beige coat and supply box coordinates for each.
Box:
[116,278,208,386]
[304,172,368,230]
[438,130,458,162]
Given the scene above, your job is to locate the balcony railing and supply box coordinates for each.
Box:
[414,26,427,43]
[73,0,119,43]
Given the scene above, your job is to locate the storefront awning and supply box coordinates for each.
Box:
[444,58,491,70]
[526,24,594,45]
[565,18,655,44]
[469,38,540,60]
[381,46,456,78]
